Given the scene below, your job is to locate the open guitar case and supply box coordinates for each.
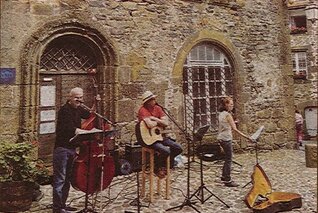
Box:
[244,164,302,213]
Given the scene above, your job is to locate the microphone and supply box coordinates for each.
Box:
[79,103,114,125]
[156,102,165,109]
[79,103,91,111]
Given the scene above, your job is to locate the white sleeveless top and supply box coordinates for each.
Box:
[217,111,232,141]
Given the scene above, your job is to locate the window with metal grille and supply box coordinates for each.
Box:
[40,36,97,72]
[292,51,307,79]
[183,43,234,133]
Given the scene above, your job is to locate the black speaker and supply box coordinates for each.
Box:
[125,143,142,172]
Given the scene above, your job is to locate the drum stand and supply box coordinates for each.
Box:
[189,126,230,209]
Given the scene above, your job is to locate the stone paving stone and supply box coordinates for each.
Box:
[26,148,317,213]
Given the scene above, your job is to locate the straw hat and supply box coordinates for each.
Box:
[142,91,157,104]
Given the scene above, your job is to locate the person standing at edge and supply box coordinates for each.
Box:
[295,109,304,147]
[53,87,97,213]
[217,96,253,187]
[137,91,183,178]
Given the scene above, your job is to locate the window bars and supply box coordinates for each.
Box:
[40,38,97,72]
[183,44,234,134]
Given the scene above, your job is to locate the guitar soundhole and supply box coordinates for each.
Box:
[155,128,160,135]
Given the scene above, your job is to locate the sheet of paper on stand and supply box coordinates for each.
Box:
[250,126,265,142]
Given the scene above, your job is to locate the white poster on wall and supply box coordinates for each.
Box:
[40,110,56,121]
[39,122,56,134]
[40,85,56,107]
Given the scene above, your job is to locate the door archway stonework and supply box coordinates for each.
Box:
[18,19,119,151]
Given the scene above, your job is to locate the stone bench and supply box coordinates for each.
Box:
[305,143,317,168]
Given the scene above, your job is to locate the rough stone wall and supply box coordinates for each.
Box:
[289,1,318,138]
[0,0,295,151]
[291,19,318,105]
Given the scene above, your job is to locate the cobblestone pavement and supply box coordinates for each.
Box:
[27,146,317,213]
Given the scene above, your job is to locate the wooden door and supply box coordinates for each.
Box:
[38,75,61,163]
[38,35,101,164]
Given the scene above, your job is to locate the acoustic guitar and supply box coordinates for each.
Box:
[135,120,172,146]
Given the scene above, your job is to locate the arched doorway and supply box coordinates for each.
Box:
[38,35,105,163]
[19,22,117,164]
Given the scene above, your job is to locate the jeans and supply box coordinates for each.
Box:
[296,123,303,143]
[219,140,233,181]
[53,147,76,211]
[152,138,183,168]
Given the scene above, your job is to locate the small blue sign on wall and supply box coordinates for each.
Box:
[0,68,16,84]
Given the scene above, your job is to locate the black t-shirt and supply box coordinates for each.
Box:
[55,102,90,149]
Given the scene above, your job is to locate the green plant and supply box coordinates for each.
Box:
[0,142,49,183]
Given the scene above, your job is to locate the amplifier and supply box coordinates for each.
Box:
[125,143,142,172]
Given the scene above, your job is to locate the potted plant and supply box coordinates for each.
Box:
[0,141,50,212]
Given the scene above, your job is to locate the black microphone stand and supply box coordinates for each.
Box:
[188,126,230,208]
[79,101,113,124]
[124,158,148,213]
[155,104,199,213]
[79,103,115,212]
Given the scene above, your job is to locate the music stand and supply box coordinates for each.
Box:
[70,128,115,213]
[187,127,209,167]
[189,140,202,166]
[242,126,265,188]
[189,126,230,209]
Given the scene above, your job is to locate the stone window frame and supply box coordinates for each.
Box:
[289,9,308,34]
[292,50,308,79]
[171,29,244,137]
[183,42,234,133]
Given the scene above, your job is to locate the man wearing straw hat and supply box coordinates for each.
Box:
[137,91,183,178]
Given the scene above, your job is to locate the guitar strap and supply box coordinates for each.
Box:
[144,106,155,117]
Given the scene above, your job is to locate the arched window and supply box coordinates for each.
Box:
[183,42,234,133]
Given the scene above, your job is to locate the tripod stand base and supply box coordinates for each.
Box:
[166,198,199,213]
[129,198,148,208]
[77,208,97,213]
[190,184,230,208]
[242,180,252,188]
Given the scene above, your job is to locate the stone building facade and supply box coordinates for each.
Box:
[0,0,305,163]
[287,0,318,138]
